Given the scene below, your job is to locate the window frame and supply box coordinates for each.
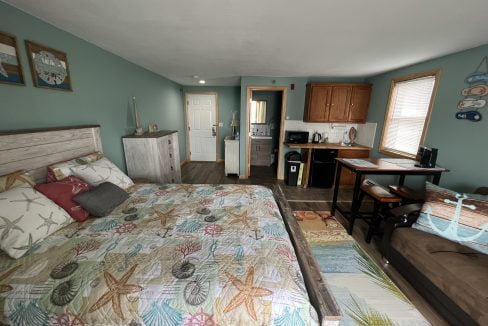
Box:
[379,69,441,159]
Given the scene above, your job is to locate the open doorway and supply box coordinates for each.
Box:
[245,86,287,179]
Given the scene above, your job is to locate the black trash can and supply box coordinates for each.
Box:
[284,151,302,186]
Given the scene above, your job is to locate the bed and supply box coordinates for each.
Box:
[0,125,341,325]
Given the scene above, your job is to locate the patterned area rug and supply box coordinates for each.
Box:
[294,211,430,326]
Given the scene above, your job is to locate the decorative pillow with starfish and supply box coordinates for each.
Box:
[0,186,72,259]
[47,152,104,182]
[0,170,35,193]
[70,157,134,190]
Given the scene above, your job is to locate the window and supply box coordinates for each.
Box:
[250,100,267,124]
[380,70,440,158]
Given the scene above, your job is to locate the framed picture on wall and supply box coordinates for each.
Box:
[25,40,72,91]
[0,31,25,86]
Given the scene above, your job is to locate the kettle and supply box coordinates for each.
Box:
[312,131,322,143]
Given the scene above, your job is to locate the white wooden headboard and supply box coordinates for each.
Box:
[0,125,102,183]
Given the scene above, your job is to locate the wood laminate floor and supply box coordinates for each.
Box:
[181,161,448,325]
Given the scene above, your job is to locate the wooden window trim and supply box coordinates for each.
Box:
[379,69,441,159]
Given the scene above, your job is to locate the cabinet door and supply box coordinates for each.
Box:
[328,86,352,122]
[306,86,330,122]
[348,86,371,122]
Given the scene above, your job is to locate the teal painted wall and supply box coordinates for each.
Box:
[0,2,186,171]
[182,86,240,160]
[366,44,488,192]
[239,76,366,176]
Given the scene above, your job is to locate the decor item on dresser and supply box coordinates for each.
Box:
[71,157,134,190]
[0,186,72,258]
[148,123,158,133]
[132,96,144,135]
[230,111,239,136]
[0,31,25,86]
[0,170,35,192]
[24,40,72,91]
[35,176,91,222]
[123,130,181,184]
[74,182,129,217]
[304,83,371,123]
[225,136,239,176]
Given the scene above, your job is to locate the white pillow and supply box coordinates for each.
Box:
[71,157,134,190]
[0,187,72,259]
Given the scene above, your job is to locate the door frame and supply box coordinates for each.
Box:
[245,86,288,179]
[184,92,219,162]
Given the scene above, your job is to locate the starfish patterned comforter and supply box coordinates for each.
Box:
[0,184,318,326]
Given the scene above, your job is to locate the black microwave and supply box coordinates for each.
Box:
[286,131,309,144]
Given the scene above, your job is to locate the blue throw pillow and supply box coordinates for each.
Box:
[412,182,488,254]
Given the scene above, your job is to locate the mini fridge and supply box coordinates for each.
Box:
[309,149,338,188]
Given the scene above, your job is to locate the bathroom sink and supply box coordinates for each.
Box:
[251,135,272,139]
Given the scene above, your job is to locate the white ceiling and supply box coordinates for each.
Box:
[6,0,488,86]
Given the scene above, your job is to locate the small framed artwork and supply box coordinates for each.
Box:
[0,31,25,86]
[25,40,72,91]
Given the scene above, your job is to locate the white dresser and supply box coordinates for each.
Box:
[224,137,239,176]
[123,131,181,184]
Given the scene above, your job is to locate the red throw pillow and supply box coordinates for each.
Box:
[35,176,90,222]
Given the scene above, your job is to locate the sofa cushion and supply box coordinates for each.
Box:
[391,227,488,324]
[412,182,488,254]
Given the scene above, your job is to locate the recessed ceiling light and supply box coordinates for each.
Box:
[199,80,206,84]
[193,75,199,79]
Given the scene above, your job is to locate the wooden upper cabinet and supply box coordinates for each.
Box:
[304,83,371,123]
[348,85,372,123]
[304,85,330,122]
[328,86,352,122]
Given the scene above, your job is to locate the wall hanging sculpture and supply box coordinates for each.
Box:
[457,56,487,122]
[25,40,72,91]
[0,31,25,86]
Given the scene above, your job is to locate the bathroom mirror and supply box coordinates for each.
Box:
[250,100,267,124]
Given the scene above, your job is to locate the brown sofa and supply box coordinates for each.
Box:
[381,202,488,325]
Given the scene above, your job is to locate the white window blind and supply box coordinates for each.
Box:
[381,75,436,156]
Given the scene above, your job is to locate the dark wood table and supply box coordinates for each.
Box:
[331,158,448,234]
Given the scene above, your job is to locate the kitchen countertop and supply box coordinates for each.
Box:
[285,142,371,150]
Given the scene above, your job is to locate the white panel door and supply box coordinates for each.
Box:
[187,94,217,161]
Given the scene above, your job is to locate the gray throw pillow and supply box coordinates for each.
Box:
[73,182,129,217]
